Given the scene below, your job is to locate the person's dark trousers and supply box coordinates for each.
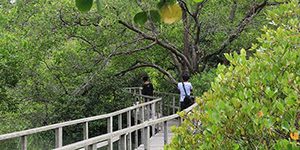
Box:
[180,102,186,111]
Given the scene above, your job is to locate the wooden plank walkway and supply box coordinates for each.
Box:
[135,119,179,150]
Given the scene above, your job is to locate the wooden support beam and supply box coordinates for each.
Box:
[55,127,63,148]
[21,136,27,150]
[118,114,122,150]
[120,134,127,150]
[134,109,138,148]
[144,126,150,150]
[88,144,97,150]
[151,103,156,136]
[127,111,132,150]
[164,121,168,144]
[83,122,89,140]
[141,106,145,146]
[107,117,113,150]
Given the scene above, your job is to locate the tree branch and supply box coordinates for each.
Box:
[115,61,178,85]
[118,20,193,71]
[42,61,69,95]
[112,41,157,56]
[69,35,103,56]
[229,0,237,22]
[204,0,268,61]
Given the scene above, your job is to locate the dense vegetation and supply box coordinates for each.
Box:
[167,1,299,149]
[0,0,298,149]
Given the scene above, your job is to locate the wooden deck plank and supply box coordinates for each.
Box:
[135,119,179,150]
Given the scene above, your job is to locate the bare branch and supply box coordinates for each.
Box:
[193,0,208,17]
[42,61,69,95]
[68,35,103,56]
[71,51,117,96]
[118,20,193,71]
[229,0,237,22]
[204,0,268,61]
[112,41,157,56]
[115,61,178,85]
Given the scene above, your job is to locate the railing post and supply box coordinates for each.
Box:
[107,116,113,150]
[172,96,176,114]
[144,126,150,150]
[160,101,163,131]
[127,111,132,150]
[21,136,27,150]
[83,122,89,150]
[118,114,122,150]
[88,144,97,150]
[120,134,127,150]
[151,103,156,136]
[83,122,89,140]
[55,127,63,148]
[134,109,138,148]
[164,121,168,144]
[141,106,145,146]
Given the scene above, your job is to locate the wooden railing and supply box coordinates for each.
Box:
[0,87,182,150]
[54,103,197,150]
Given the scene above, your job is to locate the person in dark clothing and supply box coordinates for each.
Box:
[141,76,154,101]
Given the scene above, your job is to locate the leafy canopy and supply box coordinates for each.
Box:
[166,1,300,149]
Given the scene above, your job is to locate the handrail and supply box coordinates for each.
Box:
[0,93,160,141]
[0,87,182,150]
[54,103,198,150]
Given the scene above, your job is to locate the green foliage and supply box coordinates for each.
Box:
[167,1,300,149]
[75,0,93,12]
[134,12,148,25]
[190,69,217,96]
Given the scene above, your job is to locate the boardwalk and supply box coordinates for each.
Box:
[136,119,179,150]
[0,87,197,150]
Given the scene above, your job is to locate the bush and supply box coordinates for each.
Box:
[166,1,299,149]
[190,69,217,96]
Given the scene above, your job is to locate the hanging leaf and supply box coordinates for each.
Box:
[149,10,161,23]
[160,3,182,24]
[193,0,204,2]
[76,0,93,12]
[134,12,148,25]
[96,0,103,13]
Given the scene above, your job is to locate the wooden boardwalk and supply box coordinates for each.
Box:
[0,88,199,150]
[135,119,179,150]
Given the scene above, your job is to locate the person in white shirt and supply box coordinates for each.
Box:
[178,74,193,110]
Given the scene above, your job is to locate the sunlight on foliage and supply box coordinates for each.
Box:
[160,3,182,24]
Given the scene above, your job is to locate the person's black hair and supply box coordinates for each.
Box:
[142,76,149,82]
[182,74,190,81]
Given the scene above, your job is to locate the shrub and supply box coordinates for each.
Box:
[190,68,217,96]
[166,1,299,149]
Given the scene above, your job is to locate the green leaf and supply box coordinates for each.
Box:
[149,10,161,23]
[134,12,148,25]
[193,0,204,2]
[76,0,93,12]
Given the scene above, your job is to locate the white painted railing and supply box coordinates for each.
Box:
[0,87,182,150]
[54,103,198,150]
